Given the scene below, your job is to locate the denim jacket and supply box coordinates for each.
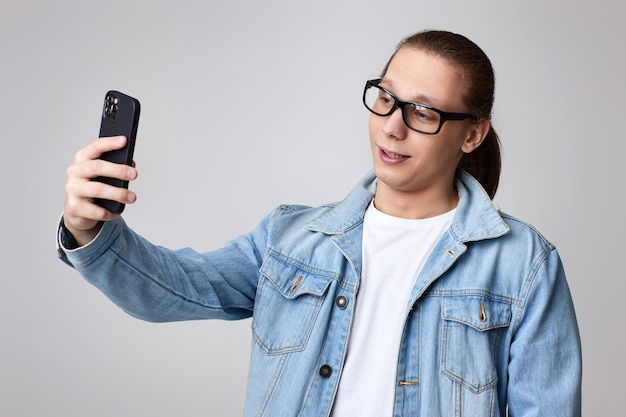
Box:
[58,171,582,417]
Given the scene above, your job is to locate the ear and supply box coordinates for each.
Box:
[461,119,491,154]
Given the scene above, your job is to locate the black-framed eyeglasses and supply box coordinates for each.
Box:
[363,79,478,135]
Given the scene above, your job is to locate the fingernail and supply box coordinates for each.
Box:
[127,192,136,203]
[127,168,137,179]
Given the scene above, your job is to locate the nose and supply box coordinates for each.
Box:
[381,107,408,140]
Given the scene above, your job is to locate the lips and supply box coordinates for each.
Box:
[383,149,406,158]
[379,146,410,163]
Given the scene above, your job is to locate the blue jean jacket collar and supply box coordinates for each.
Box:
[305,170,509,242]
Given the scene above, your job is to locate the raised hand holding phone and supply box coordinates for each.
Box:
[94,90,140,214]
[63,91,140,247]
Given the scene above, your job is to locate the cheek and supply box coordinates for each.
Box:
[368,114,377,135]
[368,117,378,145]
[433,127,470,154]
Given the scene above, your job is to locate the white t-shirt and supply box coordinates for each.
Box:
[331,201,455,417]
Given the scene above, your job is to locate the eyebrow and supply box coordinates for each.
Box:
[379,77,444,108]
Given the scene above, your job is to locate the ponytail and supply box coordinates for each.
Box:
[458,126,501,199]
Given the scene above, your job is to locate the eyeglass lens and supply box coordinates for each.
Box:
[364,84,442,134]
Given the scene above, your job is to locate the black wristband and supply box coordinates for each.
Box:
[59,217,80,250]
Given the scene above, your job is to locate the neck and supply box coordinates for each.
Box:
[373,181,458,219]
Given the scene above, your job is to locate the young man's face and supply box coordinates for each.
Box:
[369,47,486,201]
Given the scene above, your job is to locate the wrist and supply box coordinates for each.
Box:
[61,218,104,248]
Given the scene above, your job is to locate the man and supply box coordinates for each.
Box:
[58,30,582,416]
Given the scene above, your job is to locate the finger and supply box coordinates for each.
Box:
[64,184,136,230]
[67,179,137,206]
[67,158,137,182]
[74,136,128,163]
[65,196,115,224]
[64,194,121,228]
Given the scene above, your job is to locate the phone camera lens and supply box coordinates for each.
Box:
[104,94,118,120]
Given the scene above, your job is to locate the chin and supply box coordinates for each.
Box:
[374,168,413,193]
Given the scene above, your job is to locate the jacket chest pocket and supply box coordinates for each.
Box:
[441,296,511,393]
[253,254,334,355]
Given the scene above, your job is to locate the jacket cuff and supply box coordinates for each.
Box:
[56,215,119,268]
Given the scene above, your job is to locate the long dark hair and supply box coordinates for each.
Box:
[382,30,501,198]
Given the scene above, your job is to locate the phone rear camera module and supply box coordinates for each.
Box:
[103,94,119,121]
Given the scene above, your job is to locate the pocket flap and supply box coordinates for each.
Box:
[442,296,511,331]
[260,254,334,299]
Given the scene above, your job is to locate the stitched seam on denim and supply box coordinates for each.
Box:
[425,289,521,307]
[498,213,556,251]
[251,277,324,355]
[70,219,122,268]
[251,329,311,355]
[441,322,500,394]
[513,246,555,332]
[265,248,341,279]
[330,238,360,293]
[255,353,288,417]
[99,249,235,313]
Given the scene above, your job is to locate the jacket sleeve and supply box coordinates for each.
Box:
[57,212,276,322]
[507,248,582,416]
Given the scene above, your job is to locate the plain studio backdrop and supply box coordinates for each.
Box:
[1,0,624,415]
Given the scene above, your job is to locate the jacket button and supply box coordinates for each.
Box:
[335,296,348,309]
[319,365,333,378]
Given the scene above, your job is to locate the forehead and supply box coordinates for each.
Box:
[381,47,466,109]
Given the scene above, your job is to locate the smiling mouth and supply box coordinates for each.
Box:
[381,148,409,159]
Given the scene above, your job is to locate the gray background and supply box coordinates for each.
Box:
[1,0,624,415]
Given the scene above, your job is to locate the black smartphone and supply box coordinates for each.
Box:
[94,90,141,214]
